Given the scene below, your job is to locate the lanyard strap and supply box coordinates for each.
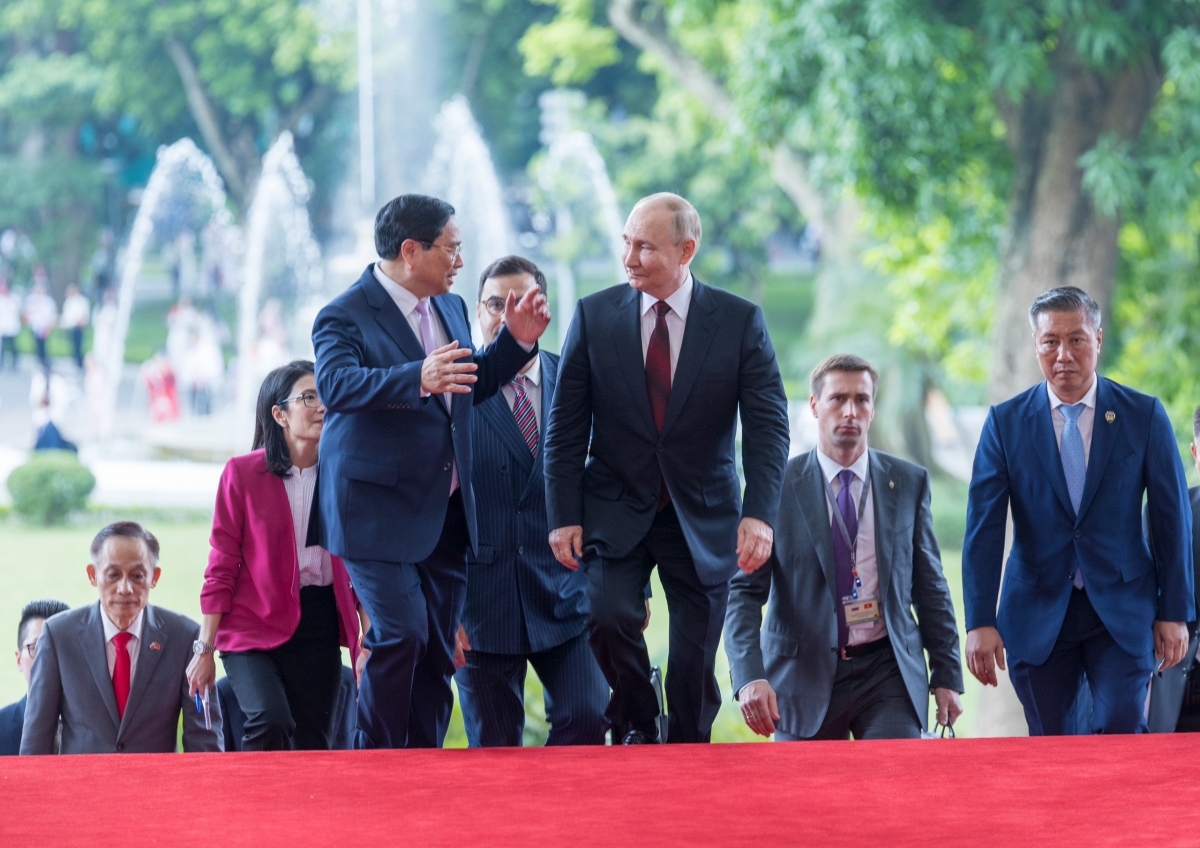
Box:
[822,469,871,567]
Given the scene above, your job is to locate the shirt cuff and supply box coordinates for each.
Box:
[738,679,768,701]
[517,339,535,352]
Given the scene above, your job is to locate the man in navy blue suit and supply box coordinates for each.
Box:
[545,193,790,743]
[1,599,70,755]
[964,286,1194,735]
[313,195,551,749]
[453,256,608,746]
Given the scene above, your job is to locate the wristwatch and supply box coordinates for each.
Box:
[192,639,216,655]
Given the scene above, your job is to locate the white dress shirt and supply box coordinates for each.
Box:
[1047,376,1098,465]
[60,293,91,329]
[102,607,145,683]
[284,464,334,587]
[815,447,886,647]
[500,354,542,433]
[639,273,694,380]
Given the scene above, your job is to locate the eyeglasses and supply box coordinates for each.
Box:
[279,391,322,409]
[481,296,506,316]
[21,642,36,659]
[420,241,463,261]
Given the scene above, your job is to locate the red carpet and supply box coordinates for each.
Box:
[3,736,1200,846]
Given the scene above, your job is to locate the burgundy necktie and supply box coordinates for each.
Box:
[112,631,133,719]
[645,301,672,508]
[510,375,538,457]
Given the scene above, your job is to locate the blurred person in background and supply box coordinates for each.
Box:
[0,278,20,370]
[0,600,70,755]
[60,284,90,372]
[23,270,56,372]
[188,359,365,751]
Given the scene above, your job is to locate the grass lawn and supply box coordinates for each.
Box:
[0,506,978,743]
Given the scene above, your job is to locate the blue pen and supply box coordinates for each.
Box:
[194,692,203,713]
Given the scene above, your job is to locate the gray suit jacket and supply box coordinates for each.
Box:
[724,449,964,737]
[20,602,223,754]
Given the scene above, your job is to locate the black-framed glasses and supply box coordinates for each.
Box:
[21,642,36,659]
[420,241,463,261]
[279,391,322,409]
[481,296,506,316]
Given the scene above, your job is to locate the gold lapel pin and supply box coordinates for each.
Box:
[889,480,895,489]
[1105,411,1115,423]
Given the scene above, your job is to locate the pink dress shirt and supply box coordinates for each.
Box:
[201,449,360,662]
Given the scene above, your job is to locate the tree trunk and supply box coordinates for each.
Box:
[988,46,1160,403]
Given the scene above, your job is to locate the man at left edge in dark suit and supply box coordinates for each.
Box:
[453,255,608,746]
[313,195,551,749]
[0,600,70,755]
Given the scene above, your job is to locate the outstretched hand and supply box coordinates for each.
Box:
[502,287,551,346]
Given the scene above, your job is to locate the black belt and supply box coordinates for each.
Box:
[839,635,890,661]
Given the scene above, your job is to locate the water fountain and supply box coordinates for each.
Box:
[533,89,625,347]
[98,139,232,438]
[236,131,326,423]
[421,95,513,312]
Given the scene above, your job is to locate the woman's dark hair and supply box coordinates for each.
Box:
[253,359,315,477]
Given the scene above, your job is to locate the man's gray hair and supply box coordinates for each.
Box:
[1028,286,1102,332]
[632,192,702,246]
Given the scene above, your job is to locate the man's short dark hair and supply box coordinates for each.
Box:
[809,354,879,399]
[477,255,548,301]
[1028,286,1102,333]
[18,599,69,648]
[374,194,456,260]
[90,521,160,567]
[1193,404,1200,443]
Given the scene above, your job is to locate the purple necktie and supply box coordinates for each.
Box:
[414,298,457,493]
[832,469,858,649]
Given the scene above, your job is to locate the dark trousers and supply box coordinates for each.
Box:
[455,631,608,747]
[585,504,728,743]
[776,639,921,741]
[33,334,48,370]
[1010,588,1155,735]
[69,327,84,370]
[345,491,468,749]
[0,336,16,369]
[220,585,343,751]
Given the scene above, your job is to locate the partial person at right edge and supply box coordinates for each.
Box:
[964,286,1194,735]
[725,355,963,740]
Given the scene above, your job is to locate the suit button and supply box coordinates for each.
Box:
[451,424,456,432]
[518,545,525,555]
[501,465,508,473]
[516,508,522,515]
[443,463,451,471]
[1074,530,1082,539]
[116,743,124,752]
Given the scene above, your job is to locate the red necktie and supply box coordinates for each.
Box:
[645,301,672,508]
[112,631,133,719]
[510,376,539,457]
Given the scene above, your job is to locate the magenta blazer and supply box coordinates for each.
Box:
[201,449,360,662]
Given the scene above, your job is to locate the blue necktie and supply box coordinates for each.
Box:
[1060,402,1086,588]
[832,469,858,649]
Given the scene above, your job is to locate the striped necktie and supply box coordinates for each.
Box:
[511,375,538,457]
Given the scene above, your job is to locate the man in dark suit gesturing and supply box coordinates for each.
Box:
[454,256,607,746]
[313,196,551,749]
[545,193,790,744]
[725,355,963,740]
[964,286,1194,734]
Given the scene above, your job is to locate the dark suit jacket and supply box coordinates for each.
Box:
[20,602,223,754]
[544,279,790,586]
[964,378,1194,666]
[1147,486,1200,732]
[463,352,589,654]
[313,264,536,563]
[724,450,963,736]
[0,696,24,755]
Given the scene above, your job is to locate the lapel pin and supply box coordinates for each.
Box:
[889,480,894,489]
[149,642,161,651]
[1105,411,1115,423]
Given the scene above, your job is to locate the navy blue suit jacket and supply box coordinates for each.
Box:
[964,377,1194,666]
[544,279,790,586]
[0,696,24,755]
[463,352,589,654]
[313,265,536,563]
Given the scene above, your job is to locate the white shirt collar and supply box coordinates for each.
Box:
[289,464,317,479]
[101,606,145,644]
[1046,375,1098,411]
[640,272,694,324]
[815,445,870,485]
[373,263,422,318]
[516,354,541,387]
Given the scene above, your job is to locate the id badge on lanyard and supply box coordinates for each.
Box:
[823,470,882,627]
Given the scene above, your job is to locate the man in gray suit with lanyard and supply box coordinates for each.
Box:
[725,355,963,739]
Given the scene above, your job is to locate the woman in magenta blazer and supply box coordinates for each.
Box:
[187,359,366,750]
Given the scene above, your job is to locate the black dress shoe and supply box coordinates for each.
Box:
[621,729,658,745]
